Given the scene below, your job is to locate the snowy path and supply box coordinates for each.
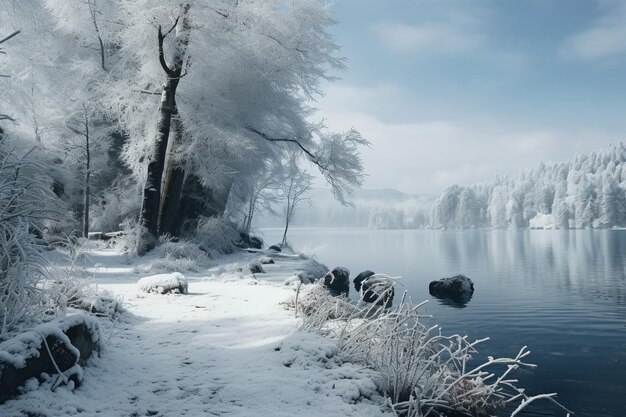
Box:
[0,249,388,417]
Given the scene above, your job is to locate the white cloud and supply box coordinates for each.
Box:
[315,84,617,194]
[371,22,482,54]
[561,1,626,60]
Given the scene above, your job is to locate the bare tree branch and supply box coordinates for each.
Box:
[245,126,328,172]
[0,31,20,44]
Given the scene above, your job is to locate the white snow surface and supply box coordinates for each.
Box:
[0,244,388,417]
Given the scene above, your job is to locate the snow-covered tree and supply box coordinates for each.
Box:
[280,156,313,245]
[431,142,626,229]
[599,176,626,227]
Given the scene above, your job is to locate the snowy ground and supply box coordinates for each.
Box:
[0,244,389,417]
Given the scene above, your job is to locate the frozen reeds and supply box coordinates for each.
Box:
[296,284,572,417]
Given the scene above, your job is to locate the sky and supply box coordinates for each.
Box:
[314,0,626,194]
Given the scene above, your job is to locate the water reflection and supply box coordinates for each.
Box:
[430,290,473,308]
[432,230,626,306]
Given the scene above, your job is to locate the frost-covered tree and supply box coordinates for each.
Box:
[74,0,369,253]
[456,188,478,228]
[240,165,284,234]
[280,157,313,245]
[599,176,626,227]
[0,28,62,335]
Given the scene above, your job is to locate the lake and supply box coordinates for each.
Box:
[260,228,626,417]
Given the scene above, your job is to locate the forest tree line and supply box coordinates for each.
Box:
[431,142,626,229]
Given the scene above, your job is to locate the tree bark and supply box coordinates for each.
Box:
[139,83,177,244]
[159,166,185,236]
[137,4,190,254]
[158,106,184,236]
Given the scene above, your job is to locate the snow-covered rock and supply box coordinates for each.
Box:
[249,262,265,274]
[360,274,395,308]
[428,275,474,306]
[137,273,188,294]
[295,259,329,284]
[353,270,375,292]
[260,257,275,265]
[322,267,350,297]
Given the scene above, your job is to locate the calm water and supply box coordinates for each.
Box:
[260,228,626,417]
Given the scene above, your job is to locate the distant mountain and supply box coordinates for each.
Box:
[255,188,436,229]
[431,142,626,229]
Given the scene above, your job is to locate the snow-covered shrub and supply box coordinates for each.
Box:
[0,138,59,338]
[0,221,47,338]
[134,238,211,273]
[296,285,571,417]
[195,217,240,257]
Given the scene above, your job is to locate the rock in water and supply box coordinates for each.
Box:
[260,257,275,265]
[353,270,375,292]
[361,275,395,308]
[428,275,474,307]
[268,244,282,252]
[322,267,350,297]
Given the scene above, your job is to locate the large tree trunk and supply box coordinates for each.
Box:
[158,107,185,236]
[139,83,177,248]
[159,166,186,236]
[137,4,190,255]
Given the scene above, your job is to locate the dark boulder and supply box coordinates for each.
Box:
[353,270,375,292]
[268,244,282,252]
[322,267,350,297]
[249,263,265,274]
[249,236,263,249]
[361,275,395,308]
[236,232,263,250]
[428,275,474,307]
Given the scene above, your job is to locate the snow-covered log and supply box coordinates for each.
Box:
[0,314,101,403]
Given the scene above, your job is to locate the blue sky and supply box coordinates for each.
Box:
[315,0,626,193]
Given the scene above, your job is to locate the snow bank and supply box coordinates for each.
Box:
[137,273,188,294]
